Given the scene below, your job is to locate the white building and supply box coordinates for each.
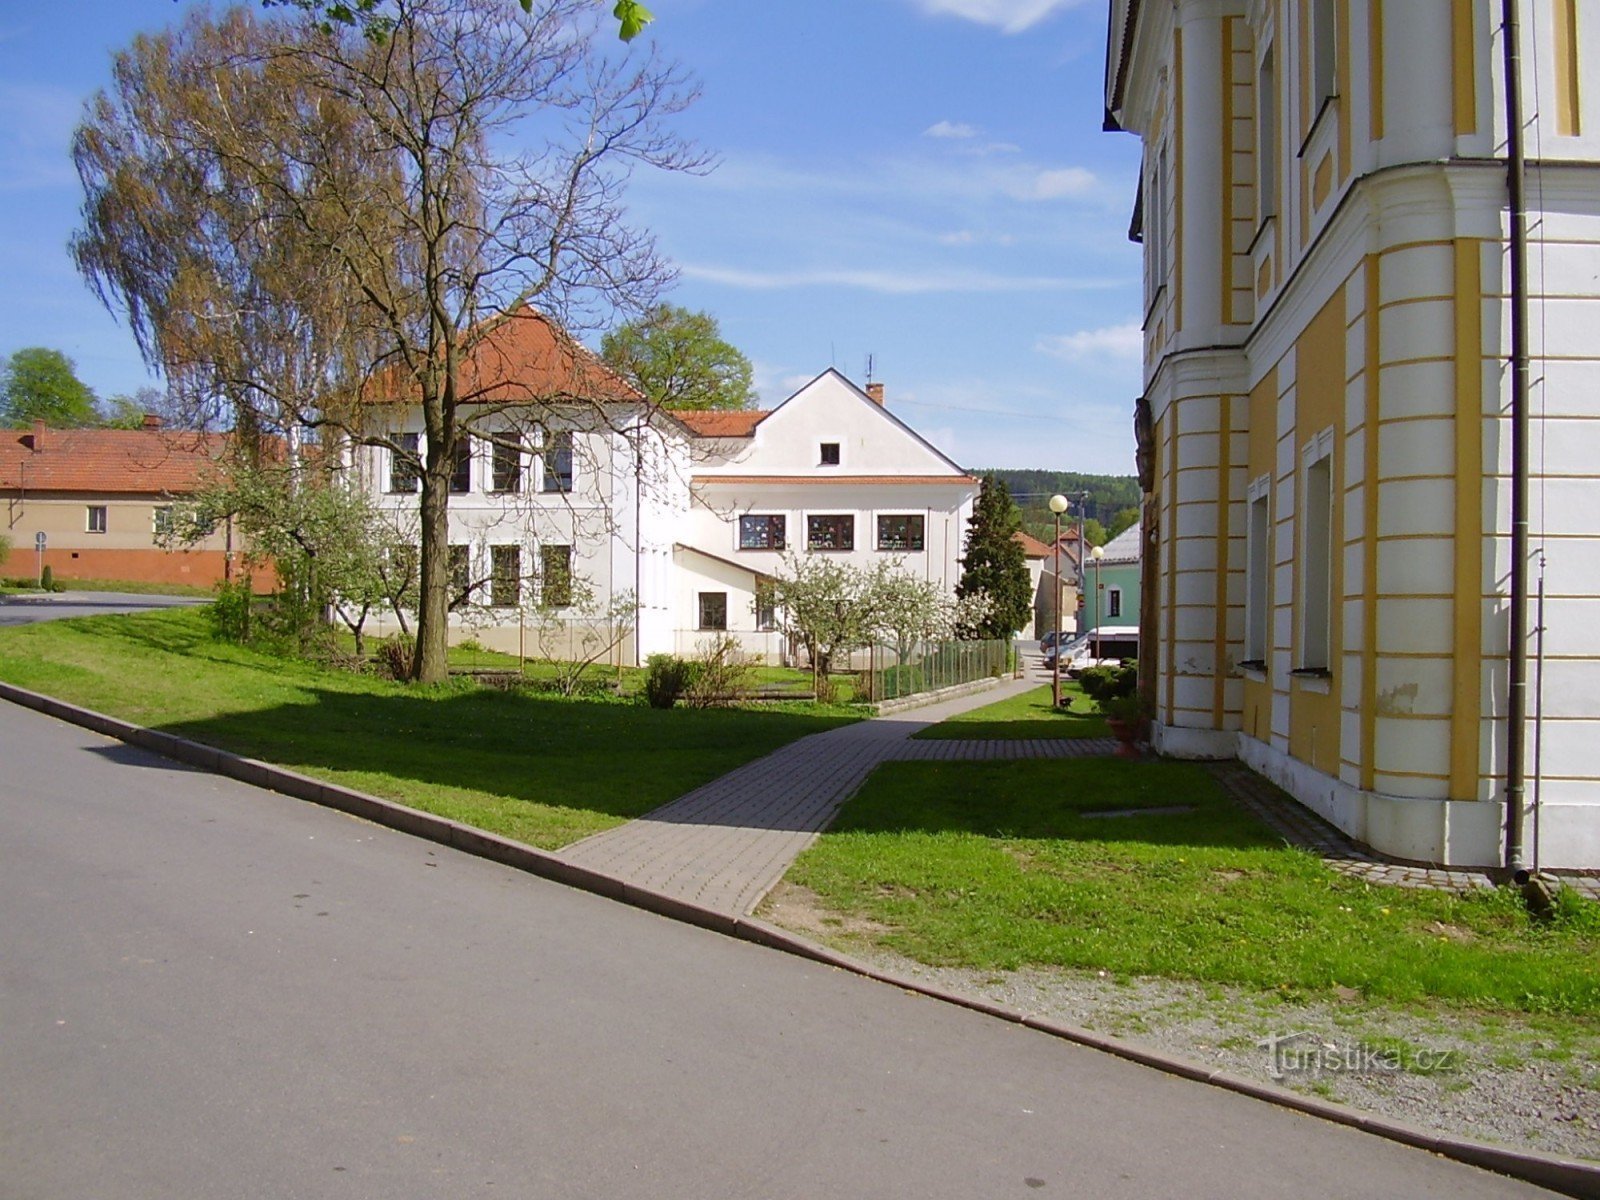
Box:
[1104,0,1600,869]
[363,310,978,664]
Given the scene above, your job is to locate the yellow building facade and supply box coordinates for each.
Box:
[1106,0,1600,869]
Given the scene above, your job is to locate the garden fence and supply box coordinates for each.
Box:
[860,638,1012,703]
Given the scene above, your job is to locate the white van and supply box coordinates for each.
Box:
[1049,625,1139,675]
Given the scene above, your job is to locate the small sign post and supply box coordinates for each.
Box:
[34,531,45,588]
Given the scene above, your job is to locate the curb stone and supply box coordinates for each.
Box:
[1,678,1595,1199]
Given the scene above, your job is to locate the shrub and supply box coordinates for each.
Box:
[40,564,54,591]
[645,654,700,709]
[376,634,416,681]
[683,633,753,708]
[208,578,254,642]
[1080,661,1138,703]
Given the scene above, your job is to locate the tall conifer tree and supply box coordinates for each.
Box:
[956,473,1030,638]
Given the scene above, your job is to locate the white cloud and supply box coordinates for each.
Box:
[1036,321,1144,362]
[906,0,1087,35]
[1024,167,1098,200]
[678,151,1104,208]
[681,262,1121,295]
[924,120,980,140]
[936,229,1016,247]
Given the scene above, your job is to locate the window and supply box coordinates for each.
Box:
[699,591,728,631]
[1310,0,1337,109]
[806,514,854,551]
[540,544,573,607]
[1245,481,1271,666]
[389,432,420,494]
[491,434,523,493]
[819,442,840,466]
[1107,587,1123,618]
[86,505,107,534]
[739,514,786,550]
[1257,48,1278,222]
[152,506,174,539]
[876,514,925,552]
[1299,437,1334,672]
[449,436,472,494]
[490,545,521,609]
[541,431,573,493]
[448,544,473,609]
[755,579,777,631]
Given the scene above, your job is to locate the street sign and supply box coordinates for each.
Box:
[34,532,45,550]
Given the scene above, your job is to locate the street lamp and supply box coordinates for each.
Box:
[1090,544,1105,663]
[1048,494,1068,707]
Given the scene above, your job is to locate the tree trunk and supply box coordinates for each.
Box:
[412,464,451,684]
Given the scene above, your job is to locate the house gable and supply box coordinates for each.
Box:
[699,369,967,479]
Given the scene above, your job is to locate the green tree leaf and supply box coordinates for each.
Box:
[601,304,755,411]
[0,348,100,428]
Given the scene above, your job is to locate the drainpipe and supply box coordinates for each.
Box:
[1501,0,1531,877]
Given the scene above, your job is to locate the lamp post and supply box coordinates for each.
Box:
[1090,544,1105,663]
[1048,494,1068,707]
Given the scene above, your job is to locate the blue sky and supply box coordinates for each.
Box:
[0,0,1144,472]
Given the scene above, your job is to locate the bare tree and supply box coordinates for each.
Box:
[73,0,702,682]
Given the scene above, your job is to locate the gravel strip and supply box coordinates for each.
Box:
[762,885,1600,1163]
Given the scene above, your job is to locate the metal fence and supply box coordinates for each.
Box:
[859,638,1013,703]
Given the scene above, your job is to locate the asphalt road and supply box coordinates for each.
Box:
[0,700,1562,1199]
[0,590,204,627]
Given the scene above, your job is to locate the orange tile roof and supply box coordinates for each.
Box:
[1012,530,1054,558]
[0,426,231,496]
[371,306,641,406]
[674,409,769,437]
[693,474,977,486]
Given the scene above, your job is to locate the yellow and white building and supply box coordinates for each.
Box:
[1105,0,1600,869]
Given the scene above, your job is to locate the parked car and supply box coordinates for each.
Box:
[1038,629,1073,653]
[1046,625,1139,675]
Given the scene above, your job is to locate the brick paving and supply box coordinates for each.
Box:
[558,675,1053,915]
[561,657,1600,916]
[1209,761,1600,901]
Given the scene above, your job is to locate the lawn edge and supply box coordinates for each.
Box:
[3,676,1595,1199]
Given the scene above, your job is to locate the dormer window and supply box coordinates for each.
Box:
[819,442,840,466]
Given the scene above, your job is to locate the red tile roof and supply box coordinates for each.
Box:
[0,425,230,496]
[372,306,641,405]
[675,409,769,437]
[693,474,977,486]
[1012,531,1055,558]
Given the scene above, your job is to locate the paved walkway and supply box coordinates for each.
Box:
[561,655,1600,914]
[559,674,1056,915]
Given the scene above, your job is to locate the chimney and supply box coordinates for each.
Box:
[142,413,163,430]
[866,382,885,406]
[30,419,45,453]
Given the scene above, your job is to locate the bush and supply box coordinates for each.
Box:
[209,578,254,642]
[376,634,416,681]
[683,634,753,708]
[40,564,54,591]
[645,654,700,709]
[1080,661,1137,703]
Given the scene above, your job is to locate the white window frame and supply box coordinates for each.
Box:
[1297,430,1335,673]
[86,505,107,534]
[1257,46,1278,224]
[1244,475,1272,667]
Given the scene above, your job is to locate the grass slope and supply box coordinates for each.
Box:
[0,607,857,849]
[913,683,1107,740]
[785,758,1600,1016]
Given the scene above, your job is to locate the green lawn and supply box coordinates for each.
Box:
[914,683,1108,740]
[781,757,1600,1018]
[0,607,859,849]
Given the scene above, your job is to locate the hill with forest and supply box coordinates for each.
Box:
[974,469,1142,547]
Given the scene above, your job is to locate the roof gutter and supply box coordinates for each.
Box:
[1500,0,1532,878]
[1103,0,1142,132]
